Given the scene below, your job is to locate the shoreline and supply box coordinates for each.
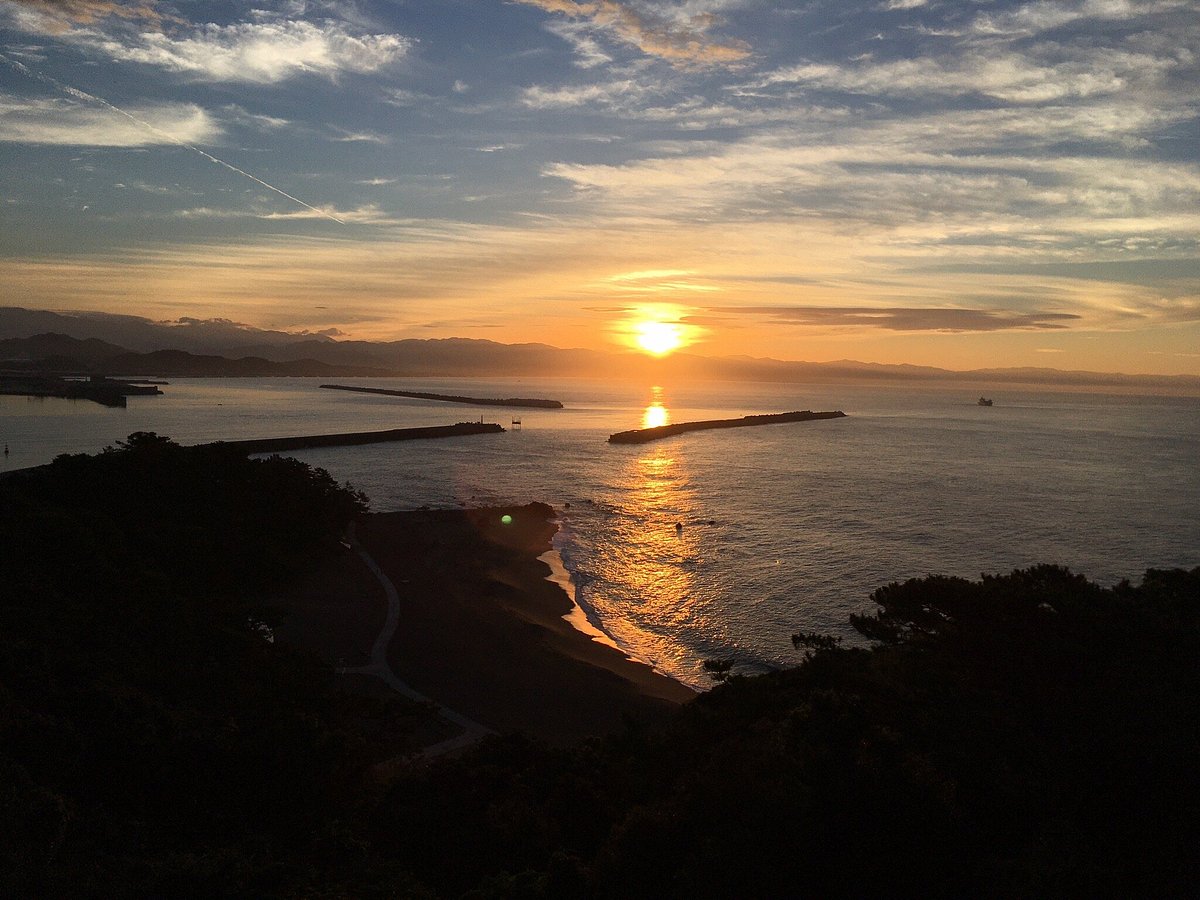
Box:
[537,544,626,655]
[324,503,695,744]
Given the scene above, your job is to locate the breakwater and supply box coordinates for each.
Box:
[211,422,504,455]
[608,410,846,444]
[321,383,563,409]
[0,374,162,408]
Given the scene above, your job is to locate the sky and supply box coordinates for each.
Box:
[0,0,1197,374]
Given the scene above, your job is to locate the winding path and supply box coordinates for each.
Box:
[338,522,493,758]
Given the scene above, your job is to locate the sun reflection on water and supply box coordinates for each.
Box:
[622,447,697,620]
[643,403,669,430]
[592,387,721,679]
[642,385,670,430]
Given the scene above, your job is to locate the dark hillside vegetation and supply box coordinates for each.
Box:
[0,435,432,896]
[1,436,1196,896]
[376,564,1199,898]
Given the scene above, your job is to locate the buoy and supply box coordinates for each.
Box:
[675,522,683,531]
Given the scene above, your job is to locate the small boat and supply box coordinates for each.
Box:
[978,397,994,406]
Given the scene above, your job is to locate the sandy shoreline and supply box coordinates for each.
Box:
[276,502,694,746]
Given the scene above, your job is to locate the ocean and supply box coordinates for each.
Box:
[4,376,1198,687]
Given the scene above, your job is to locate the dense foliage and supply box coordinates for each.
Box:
[2,436,1196,896]
[0,435,431,896]
[379,564,1199,898]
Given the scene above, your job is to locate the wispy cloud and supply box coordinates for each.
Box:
[222,104,289,131]
[513,0,750,66]
[0,93,217,145]
[542,125,1200,232]
[521,78,650,108]
[380,87,433,107]
[968,0,1193,38]
[170,203,394,224]
[90,20,409,83]
[544,18,612,68]
[329,126,389,143]
[2,0,161,31]
[714,306,1082,332]
[2,5,411,83]
[754,45,1181,104]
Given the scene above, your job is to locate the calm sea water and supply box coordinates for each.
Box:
[4,377,1198,687]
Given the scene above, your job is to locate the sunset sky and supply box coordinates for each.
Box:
[1,0,1197,373]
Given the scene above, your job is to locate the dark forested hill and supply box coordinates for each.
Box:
[2,437,1196,896]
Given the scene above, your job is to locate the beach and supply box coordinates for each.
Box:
[273,502,695,747]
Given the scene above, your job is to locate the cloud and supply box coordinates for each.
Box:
[714,306,1082,332]
[755,46,1179,104]
[222,104,289,131]
[537,96,1200,253]
[380,88,433,107]
[521,78,649,108]
[513,0,750,66]
[2,0,161,31]
[88,19,410,83]
[968,0,1192,38]
[2,6,411,84]
[329,127,389,143]
[169,203,395,224]
[1,215,1187,353]
[544,19,612,68]
[0,93,218,145]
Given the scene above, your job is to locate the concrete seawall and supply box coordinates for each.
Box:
[321,384,564,409]
[213,422,505,454]
[608,410,846,444]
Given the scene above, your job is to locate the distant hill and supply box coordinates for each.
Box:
[0,332,131,367]
[0,333,388,377]
[239,336,617,377]
[101,349,388,378]
[3,307,1199,394]
[0,307,339,354]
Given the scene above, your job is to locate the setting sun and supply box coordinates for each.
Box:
[635,320,684,356]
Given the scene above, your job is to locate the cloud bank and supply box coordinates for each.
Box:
[714,306,1082,332]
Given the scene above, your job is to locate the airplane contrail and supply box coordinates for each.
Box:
[0,52,347,225]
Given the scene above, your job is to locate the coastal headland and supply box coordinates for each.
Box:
[278,502,694,745]
[210,421,504,455]
[321,383,564,409]
[609,409,847,444]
